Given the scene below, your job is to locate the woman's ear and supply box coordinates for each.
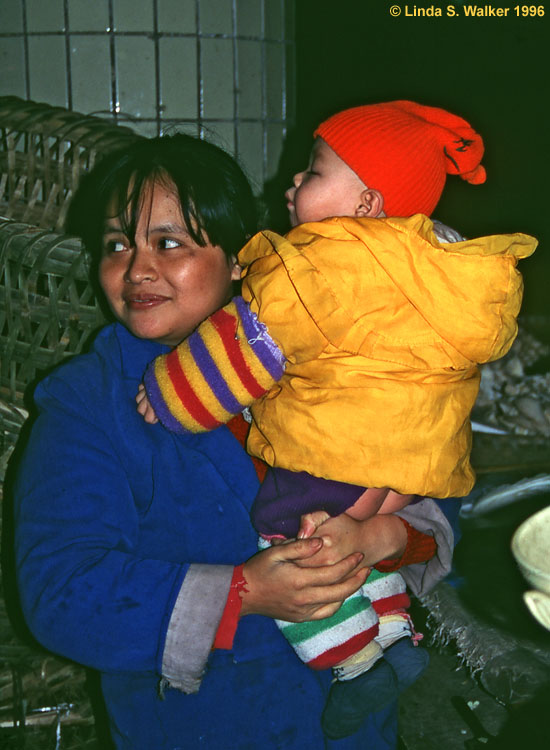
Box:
[230,259,243,281]
[355,189,385,218]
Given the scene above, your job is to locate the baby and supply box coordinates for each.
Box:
[138,101,537,738]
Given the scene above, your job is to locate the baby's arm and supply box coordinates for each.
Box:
[139,296,286,433]
[348,487,415,518]
[298,488,415,539]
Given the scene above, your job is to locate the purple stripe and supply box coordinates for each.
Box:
[188,330,244,415]
[234,296,285,381]
[143,361,189,434]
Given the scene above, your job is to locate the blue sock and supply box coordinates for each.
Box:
[383,637,429,693]
[321,658,399,740]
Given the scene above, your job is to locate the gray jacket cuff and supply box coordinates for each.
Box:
[396,498,454,598]
[162,564,234,694]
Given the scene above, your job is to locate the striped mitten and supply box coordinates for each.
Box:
[144,296,286,433]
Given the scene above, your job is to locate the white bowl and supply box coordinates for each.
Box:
[511,504,550,593]
[511,505,550,630]
[523,591,550,631]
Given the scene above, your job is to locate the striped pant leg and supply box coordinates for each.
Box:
[362,569,413,649]
[275,586,380,671]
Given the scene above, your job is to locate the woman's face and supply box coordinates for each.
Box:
[99,179,240,346]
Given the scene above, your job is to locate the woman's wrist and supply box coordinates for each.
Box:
[239,560,255,617]
[212,564,248,649]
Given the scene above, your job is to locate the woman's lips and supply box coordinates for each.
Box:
[124,294,169,310]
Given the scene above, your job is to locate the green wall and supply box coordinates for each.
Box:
[286,2,548,315]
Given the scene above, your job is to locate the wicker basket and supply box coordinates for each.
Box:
[0,219,106,404]
[0,219,107,467]
[0,95,140,231]
[0,96,138,747]
[0,218,109,747]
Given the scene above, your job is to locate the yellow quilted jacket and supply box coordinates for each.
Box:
[239,215,537,498]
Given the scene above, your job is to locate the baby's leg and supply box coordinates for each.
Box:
[273,573,399,738]
[365,569,429,693]
[346,487,416,521]
[322,569,427,739]
[364,568,411,646]
[320,569,406,739]
[256,541,408,740]
[267,568,381,668]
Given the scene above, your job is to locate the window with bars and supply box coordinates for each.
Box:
[0,0,295,191]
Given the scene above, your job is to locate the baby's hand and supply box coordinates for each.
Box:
[136,383,159,424]
[297,510,331,539]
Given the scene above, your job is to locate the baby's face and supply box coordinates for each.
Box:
[285,138,368,227]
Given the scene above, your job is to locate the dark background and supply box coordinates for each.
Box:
[269,1,548,315]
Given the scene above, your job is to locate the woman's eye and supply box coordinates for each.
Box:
[159,238,181,250]
[104,240,127,254]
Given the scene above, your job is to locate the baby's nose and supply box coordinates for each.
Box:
[293,171,304,187]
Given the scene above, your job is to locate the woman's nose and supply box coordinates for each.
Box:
[124,247,157,283]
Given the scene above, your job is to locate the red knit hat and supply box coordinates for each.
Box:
[314,100,486,217]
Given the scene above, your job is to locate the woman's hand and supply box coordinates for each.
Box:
[136,384,159,424]
[241,538,368,622]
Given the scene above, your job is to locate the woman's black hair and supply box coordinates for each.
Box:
[66,133,259,260]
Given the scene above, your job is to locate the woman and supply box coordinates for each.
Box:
[14,134,452,748]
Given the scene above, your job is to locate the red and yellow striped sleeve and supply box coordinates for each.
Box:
[143,296,286,433]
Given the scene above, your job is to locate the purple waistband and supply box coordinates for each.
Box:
[251,467,365,538]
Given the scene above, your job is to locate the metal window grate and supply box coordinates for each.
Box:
[0,0,295,190]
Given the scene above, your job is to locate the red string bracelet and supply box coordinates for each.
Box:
[213,564,249,650]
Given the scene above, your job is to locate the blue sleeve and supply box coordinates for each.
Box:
[14,375,187,675]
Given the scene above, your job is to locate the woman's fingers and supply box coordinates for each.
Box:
[241,539,367,621]
[135,384,159,423]
[299,551,365,588]
[272,537,324,561]
[301,567,369,619]
[272,539,364,583]
[276,564,369,622]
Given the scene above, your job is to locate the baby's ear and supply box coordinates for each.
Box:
[355,189,385,218]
